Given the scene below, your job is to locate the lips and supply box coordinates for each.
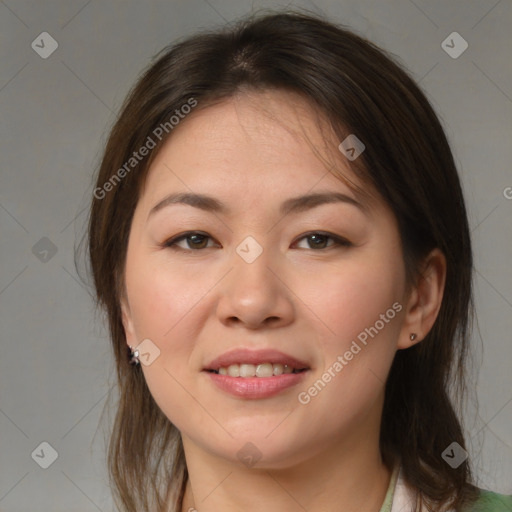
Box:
[203,348,310,373]
[203,348,311,398]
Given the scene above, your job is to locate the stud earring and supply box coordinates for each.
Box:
[128,345,140,366]
[410,333,417,341]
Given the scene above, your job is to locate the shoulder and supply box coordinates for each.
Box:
[391,466,512,512]
[462,489,512,512]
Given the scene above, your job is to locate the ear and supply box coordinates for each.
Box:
[397,248,447,350]
[120,296,138,348]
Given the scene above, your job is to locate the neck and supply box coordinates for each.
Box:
[179,398,393,512]
[181,452,391,512]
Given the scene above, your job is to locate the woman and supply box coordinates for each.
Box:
[87,11,512,512]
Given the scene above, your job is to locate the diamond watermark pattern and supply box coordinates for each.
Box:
[32,237,58,262]
[442,441,468,468]
[237,442,262,468]
[441,32,468,59]
[338,134,365,161]
[31,441,58,469]
[236,236,263,264]
[31,32,59,59]
[135,338,161,366]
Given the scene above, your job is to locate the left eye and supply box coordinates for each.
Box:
[294,232,352,250]
[162,231,351,251]
[163,232,217,250]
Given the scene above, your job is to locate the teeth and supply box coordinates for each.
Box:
[273,363,284,375]
[255,363,273,377]
[239,364,256,377]
[227,364,239,377]
[214,363,304,378]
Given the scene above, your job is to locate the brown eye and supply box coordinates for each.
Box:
[294,232,352,250]
[163,232,217,251]
[163,231,352,252]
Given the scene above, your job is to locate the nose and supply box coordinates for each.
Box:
[216,248,295,330]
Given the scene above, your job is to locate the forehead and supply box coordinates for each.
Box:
[139,90,373,211]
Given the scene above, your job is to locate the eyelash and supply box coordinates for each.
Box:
[162,231,352,252]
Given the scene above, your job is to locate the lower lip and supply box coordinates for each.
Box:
[204,371,309,399]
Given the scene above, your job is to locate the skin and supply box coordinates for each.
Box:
[121,90,446,512]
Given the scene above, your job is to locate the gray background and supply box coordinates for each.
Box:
[0,0,511,510]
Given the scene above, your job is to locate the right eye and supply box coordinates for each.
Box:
[162,231,220,251]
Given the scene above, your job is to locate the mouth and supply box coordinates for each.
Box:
[202,349,310,398]
[203,348,311,378]
[205,363,309,378]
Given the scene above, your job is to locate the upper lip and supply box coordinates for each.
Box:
[204,348,310,371]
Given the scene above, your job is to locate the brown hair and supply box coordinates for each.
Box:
[86,10,479,512]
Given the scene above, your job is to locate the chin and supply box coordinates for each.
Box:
[193,427,316,470]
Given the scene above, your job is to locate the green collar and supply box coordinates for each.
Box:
[377,464,512,512]
[379,462,401,512]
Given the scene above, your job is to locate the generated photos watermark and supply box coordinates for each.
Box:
[298,301,403,404]
[93,97,198,200]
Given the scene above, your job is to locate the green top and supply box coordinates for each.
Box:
[378,463,512,512]
[465,490,512,512]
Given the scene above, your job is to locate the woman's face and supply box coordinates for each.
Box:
[121,90,412,468]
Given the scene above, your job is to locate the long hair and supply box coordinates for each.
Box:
[86,11,478,512]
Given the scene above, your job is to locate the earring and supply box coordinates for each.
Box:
[410,333,417,341]
[128,345,140,366]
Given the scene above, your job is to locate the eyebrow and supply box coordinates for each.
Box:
[147,191,367,220]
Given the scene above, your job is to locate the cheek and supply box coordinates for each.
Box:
[123,247,204,365]
[295,249,405,409]
[125,242,200,332]
[124,255,208,430]
[291,267,403,432]
[305,255,405,346]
